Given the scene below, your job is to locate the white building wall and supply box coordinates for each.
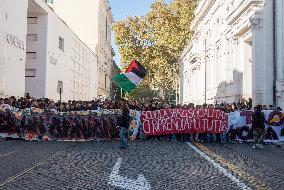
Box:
[276,0,284,109]
[96,0,113,99]
[251,10,265,105]
[53,0,114,99]
[53,0,100,52]
[262,0,274,106]
[26,3,48,98]
[252,0,284,108]
[0,0,28,98]
[25,0,98,101]
[180,0,264,105]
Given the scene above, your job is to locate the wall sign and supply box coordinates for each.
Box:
[57,81,63,94]
[6,33,25,50]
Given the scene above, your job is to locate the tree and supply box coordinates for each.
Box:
[113,0,196,100]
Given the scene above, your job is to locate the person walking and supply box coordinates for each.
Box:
[252,105,266,149]
[118,102,130,149]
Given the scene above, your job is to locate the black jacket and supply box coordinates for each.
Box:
[119,109,130,129]
[252,110,265,129]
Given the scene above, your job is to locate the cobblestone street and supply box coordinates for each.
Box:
[0,140,283,190]
[1,0,284,189]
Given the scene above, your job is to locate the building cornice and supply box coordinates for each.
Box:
[178,43,193,64]
[190,0,216,31]
[188,52,202,64]
[226,0,263,25]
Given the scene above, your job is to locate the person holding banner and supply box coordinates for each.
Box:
[252,105,266,149]
[118,102,130,149]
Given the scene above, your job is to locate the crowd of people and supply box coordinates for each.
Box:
[1,95,281,113]
[0,95,283,148]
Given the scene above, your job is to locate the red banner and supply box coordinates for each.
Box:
[141,109,228,136]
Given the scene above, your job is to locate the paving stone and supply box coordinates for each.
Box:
[0,140,282,190]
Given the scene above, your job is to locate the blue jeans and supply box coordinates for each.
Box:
[119,127,127,148]
[206,134,217,142]
[138,125,145,139]
[220,133,227,143]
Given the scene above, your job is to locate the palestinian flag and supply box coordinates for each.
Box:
[112,60,147,92]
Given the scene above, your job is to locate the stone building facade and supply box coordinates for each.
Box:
[180,0,264,105]
[0,0,101,101]
[0,0,28,98]
[25,0,98,101]
[251,0,284,108]
[54,0,114,99]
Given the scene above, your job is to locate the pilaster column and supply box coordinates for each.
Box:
[250,10,265,106]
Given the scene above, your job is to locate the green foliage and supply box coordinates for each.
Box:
[113,0,196,100]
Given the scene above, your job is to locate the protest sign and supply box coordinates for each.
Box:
[141,109,228,136]
[228,110,284,141]
[0,107,138,141]
[2,105,283,142]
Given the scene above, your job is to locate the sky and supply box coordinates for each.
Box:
[109,0,172,68]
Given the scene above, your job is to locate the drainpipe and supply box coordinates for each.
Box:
[272,0,277,108]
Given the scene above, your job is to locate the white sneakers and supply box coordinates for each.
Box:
[253,144,264,149]
[256,144,264,148]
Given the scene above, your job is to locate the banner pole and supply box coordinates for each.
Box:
[59,88,62,104]
[175,79,178,105]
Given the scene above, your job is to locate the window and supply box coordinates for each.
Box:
[26,34,37,41]
[27,17,37,24]
[26,52,36,59]
[45,0,54,4]
[25,69,36,77]
[59,36,64,51]
[49,56,57,65]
